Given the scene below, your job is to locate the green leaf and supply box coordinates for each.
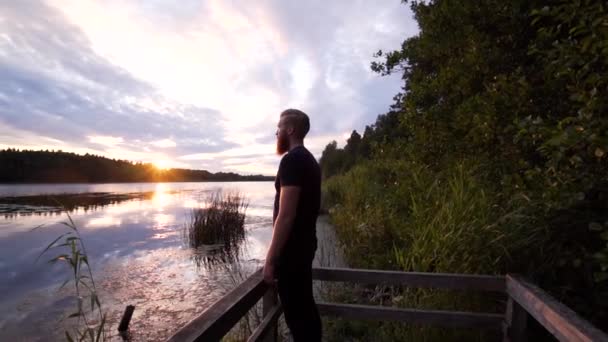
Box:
[90,293,96,311]
[35,232,71,263]
[48,254,70,264]
[594,272,608,283]
[68,311,81,319]
[59,278,71,289]
[94,293,101,309]
[589,222,603,231]
[60,221,75,230]
[593,252,606,260]
[30,223,46,232]
[67,212,78,232]
[95,314,107,342]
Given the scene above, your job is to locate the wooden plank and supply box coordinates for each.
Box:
[503,297,527,342]
[506,275,608,342]
[312,267,505,292]
[247,305,283,342]
[317,301,504,330]
[261,287,278,342]
[167,269,267,342]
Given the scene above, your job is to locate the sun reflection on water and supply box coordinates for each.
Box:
[85,215,122,227]
[0,182,277,341]
[153,213,175,228]
[152,183,172,210]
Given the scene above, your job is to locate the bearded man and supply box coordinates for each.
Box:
[263,108,322,341]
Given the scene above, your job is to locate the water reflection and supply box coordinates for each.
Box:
[183,192,248,271]
[85,215,123,227]
[152,183,172,209]
[0,182,275,341]
[0,192,154,218]
[153,213,176,227]
[190,244,245,270]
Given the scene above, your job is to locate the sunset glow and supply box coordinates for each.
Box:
[0,1,418,174]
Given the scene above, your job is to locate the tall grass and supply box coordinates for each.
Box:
[322,158,551,341]
[34,212,108,342]
[181,191,284,341]
[183,191,248,269]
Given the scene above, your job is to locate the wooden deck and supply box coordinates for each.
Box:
[167,267,608,342]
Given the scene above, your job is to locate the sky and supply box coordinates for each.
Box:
[0,0,418,175]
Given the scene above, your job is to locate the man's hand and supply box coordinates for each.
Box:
[263,260,277,285]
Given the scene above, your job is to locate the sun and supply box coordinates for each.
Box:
[153,159,170,170]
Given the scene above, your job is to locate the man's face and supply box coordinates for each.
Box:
[276,118,291,155]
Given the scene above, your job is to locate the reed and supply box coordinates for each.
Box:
[184,191,248,269]
[322,158,548,341]
[34,211,108,342]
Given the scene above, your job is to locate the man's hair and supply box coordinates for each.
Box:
[280,108,310,139]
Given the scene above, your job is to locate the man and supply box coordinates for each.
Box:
[263,108,322,341]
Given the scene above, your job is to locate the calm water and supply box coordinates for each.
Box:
[0,182,276,341]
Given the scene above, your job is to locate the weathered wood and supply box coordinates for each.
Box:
[247,304,283,342]
[167,269,267,342]
[317,301,504,330]
[166,268,608,342]
[312,267,505,292]
[506,275,608,342]
[118,305,135,332]
[503,297,527,342]
[260,287,279,342]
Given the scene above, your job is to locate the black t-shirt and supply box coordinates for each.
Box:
[273,145,321,267]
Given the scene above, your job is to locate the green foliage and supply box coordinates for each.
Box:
[591,221,608,283]
[522,0,608,201]
[325,158,548,275]
[321,0,608,339]
[34,212,108,341]
[319,110,408,179]
[324,158,540,341]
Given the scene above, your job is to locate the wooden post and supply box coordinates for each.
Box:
[504,297,527,342]
[261,286,278,342]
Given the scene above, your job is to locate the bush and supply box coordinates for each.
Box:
[323,157,558,341]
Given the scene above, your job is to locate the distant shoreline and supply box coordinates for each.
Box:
[0,179,274,185]
[1,149,275,183]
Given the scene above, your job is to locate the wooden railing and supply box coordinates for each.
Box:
[167,267,608,342]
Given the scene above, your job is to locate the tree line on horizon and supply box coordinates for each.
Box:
[0,149,273,183]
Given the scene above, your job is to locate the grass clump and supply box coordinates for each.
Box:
[322,157,551,341]
[184,191,248,268]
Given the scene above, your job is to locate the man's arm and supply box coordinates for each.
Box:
[263,185,300,283]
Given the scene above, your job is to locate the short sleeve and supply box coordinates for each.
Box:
[278,153,303,187]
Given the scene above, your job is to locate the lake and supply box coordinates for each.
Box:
[0,182,277,341]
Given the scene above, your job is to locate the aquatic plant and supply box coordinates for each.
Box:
[184,191,248,268]
[35,212,108,342]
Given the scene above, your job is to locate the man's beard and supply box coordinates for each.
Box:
[276,135,289,155]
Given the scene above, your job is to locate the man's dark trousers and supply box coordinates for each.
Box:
[276,261,322,341]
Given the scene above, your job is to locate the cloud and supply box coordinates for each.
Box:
[0,0,418,174]
[150,139,177,148]
[0,0,235,168]
[88,136,124,147]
